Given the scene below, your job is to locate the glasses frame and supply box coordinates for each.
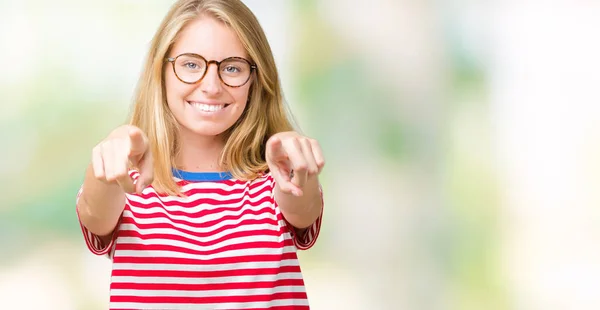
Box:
[165,53,257,88]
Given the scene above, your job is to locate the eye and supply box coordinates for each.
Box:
[184,62,199,70]
[175,56,205,72]
[223,65,241,73]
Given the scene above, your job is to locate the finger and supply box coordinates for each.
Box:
[309,139,325,173]
[135,151,154,194]
[117,137,136,193]
[271,164,302,196]
[92,146,106,180]
[128,127,148,157]
[300,139,319,175]
[283,138,308,188]
[266,136,286,161]
[102,142,117,181]
[116,173,136,194]
[110,139,129,181]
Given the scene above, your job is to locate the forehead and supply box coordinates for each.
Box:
[171,16,247,60]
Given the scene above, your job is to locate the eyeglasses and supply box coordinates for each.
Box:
[165,53,256,88]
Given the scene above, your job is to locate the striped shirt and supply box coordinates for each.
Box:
[76,170,323,309]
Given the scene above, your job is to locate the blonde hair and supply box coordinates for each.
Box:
[129,0,295,195]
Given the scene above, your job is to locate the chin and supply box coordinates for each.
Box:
[181,121,237,138]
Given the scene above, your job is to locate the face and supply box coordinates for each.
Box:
[164,16,252,140]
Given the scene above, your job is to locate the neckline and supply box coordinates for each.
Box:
[172,168,233,182]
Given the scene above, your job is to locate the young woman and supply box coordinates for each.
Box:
[75,0,325,309]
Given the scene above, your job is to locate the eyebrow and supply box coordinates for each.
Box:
[170,52,250,60]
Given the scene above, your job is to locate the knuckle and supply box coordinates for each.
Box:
[93,172,105,181]
[295,163,308,171]
[99,142,113,154]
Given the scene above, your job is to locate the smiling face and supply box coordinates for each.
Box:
[164,16,252,142]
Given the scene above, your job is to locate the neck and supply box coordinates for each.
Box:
[176,129,227,173]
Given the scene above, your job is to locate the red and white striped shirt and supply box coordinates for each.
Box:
[76,170,322,309]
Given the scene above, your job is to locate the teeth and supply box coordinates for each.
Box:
[189,102,225,112]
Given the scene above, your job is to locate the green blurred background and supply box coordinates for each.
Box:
[2,0,600,309]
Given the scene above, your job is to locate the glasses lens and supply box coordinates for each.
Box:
[219,58,251,87]
[174,54,206,83]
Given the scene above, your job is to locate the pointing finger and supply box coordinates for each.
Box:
[266,136,286,161]
[128,127,148,157]
[309,139,325,173]
[92,146,105,180]
[283,138,308,188]
[300,138,319,175]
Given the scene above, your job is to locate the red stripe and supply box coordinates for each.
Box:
[113,252,298,265]
[127,195,275,219]
[135,178,272,203]
[139,182,272,200]
[177,178,241,187]
[132,190,273,208]
[110,292,308,304]
[115,239,295,256]
[118,229,281,247]
[112,265,302,278]
[110,279,306,291]
[119,217,281,238]
[260,307,309,310]
[261,307,309,310]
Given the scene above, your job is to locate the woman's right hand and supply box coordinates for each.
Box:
[92,125,153,194]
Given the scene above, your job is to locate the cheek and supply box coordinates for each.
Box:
[235,90,249,105]
[164,71,188,104]
[164,70,177,101]
[234,84,251,105]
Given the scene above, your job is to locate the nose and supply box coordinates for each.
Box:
[199,63,223,96]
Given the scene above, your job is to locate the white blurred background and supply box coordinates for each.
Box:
[1,0,599,309]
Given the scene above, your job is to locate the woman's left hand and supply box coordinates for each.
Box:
[265,132,325,196]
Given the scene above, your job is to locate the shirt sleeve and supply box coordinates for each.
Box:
[75,186,117,257]
[75,170,137,258]
[281,183,324,251]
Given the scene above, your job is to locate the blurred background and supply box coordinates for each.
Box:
[1,0,600,309]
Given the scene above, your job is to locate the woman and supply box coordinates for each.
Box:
[76,0,325,309]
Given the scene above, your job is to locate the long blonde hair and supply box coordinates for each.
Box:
[129,0,295,195]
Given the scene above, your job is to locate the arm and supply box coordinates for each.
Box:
[77,163,127,238]
[77,125,153,240]
[275,174,322,230]
[266,132,325,230]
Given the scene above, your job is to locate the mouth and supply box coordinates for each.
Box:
[187,101,231,113]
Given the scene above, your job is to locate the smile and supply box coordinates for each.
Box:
[187,101,230,112]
